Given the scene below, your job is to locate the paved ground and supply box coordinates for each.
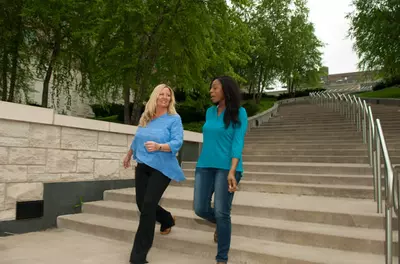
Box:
[0,228,218,264]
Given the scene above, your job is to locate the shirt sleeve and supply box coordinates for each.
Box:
[166,115,184,155]
[130,130,139,159]
[231,107,248,159]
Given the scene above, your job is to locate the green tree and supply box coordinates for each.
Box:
[348,0,400,78]
[245,0,291,102]
[88,0,252,125]
[0,0,33,103]
[279,0,323,95]
[23,0,89,108]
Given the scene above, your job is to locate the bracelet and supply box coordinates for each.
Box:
[158,144,162,151]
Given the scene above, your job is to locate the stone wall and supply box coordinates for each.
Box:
[0,101,202,222]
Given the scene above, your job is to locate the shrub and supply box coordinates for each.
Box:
[90,103,144,123]
[372,81,387,91]
[93,115,121,123]
[183,122,204,133]
[277,88,325,100]
[242,101,261,117]
[373,77,400,91]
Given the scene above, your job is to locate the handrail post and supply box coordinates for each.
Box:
[357,98,361,132]
[375,123,382,213]
[396,167,400,264]
[338,94,343,115]
[363,100,368,144]
[368,106,375,167]
[386,204,393,264]
[348,95,353,122]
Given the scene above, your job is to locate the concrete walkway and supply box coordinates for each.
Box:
[0,229,217,264]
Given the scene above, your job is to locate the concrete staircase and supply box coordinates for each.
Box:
[57,100,399,264]
[369,103,400,164]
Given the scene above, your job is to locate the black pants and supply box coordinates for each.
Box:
[129,163,174,264]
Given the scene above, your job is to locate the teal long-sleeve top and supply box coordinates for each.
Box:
[130,113,185,182]
[196,106,248,172]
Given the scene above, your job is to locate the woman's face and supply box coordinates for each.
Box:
[210,79,225,104]
[156,87,172,108]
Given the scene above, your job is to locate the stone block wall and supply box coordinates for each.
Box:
[0,101,202,222]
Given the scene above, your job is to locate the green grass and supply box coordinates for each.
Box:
[357,86,400,98]
[255,97,277,114]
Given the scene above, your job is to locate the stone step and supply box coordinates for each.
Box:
[261,120,400,126]
[249,127,362,133]
[57,213,391,264]
[242,154,370,164]
[372,114,400,118]
[182,162,371,175]
[247,131,362,137]
[272,115,400,121]
[242,149,369,156]
[270,117,350,122]
[271,117,351,122]
[267,120,355,125]
[245,138,400,144]
[259,123,358,129]
[172,179,375,199]
[251,126,400,132]
[182,169,374,186]
[0,228,235,264]
[103,187,392,229]
[244,139,364,144]
[81,201,396,256]
[371,118,400,122]
[242,143,370,150]
[245,135,362,141]
[242,143,400,151]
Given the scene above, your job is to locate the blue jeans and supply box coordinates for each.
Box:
[193,168,242,263]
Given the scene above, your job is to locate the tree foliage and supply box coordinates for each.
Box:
[348,0,400,78]
[0,0,323,123]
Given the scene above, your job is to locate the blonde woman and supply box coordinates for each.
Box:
[123,84,185,264]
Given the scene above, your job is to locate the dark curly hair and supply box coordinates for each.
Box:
[210,76,242,128]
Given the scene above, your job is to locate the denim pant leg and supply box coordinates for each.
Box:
[214,170,242,263]
[193,168,216,224]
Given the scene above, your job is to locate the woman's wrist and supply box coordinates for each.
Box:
[127,149,133,157]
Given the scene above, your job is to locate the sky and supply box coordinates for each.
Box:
[307,0,359,75]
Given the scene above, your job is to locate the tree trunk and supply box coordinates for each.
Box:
[123,74,131,124]
[256,66,264,104]
[130,100,143,125]
[130,81,144,125]
[8,8,23,102]
[42,38,60,108]
[1,50,8,101]
[8,29,22,102]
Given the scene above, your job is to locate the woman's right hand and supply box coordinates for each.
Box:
[123,154,131,169]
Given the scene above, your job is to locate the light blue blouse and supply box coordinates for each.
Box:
[196,106,248,172]
[130,113,185,182]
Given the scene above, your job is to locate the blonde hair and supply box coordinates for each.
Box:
[138,84,177,127]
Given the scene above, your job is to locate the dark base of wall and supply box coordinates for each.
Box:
[0,179,135,237]
[179,141,200,163]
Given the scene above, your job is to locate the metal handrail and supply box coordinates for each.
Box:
[309,91,397,264]
[375,119,394,264]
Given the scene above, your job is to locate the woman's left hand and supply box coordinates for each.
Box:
[227,171,238,193]
[144,141,159,152]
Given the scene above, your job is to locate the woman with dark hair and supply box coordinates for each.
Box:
[193,76,248,263]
